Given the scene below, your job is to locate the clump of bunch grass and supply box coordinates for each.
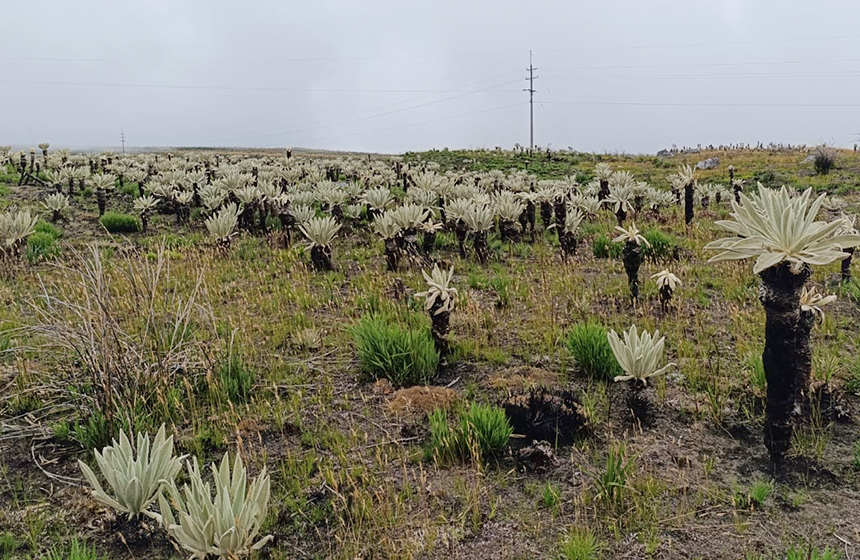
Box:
[567,323,622,382]
[99,211,140,233]
[25,231,61,264]
[785,544,842,560]
[559,528,603,560]
[352,314,439,387]
[428,402,512,464]
[812,145,837,175]
[215,346,255,404]
[590,441,635,508]
[592,234,622,259]
[46,538,106,560]
[641,228,678,262]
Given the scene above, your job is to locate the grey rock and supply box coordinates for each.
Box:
[695,157,720,170]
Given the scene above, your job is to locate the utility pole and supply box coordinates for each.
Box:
[524,50,538,152]
[120,129,126,154]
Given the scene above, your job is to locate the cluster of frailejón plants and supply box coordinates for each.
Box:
[78,425,272,559]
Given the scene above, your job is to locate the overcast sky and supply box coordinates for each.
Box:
[3,1,860,154]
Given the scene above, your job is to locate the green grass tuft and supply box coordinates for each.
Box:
[99,211,141,233]
[352,314,439,387]
[591,234,623,259]
[46,537,106,560]
[429,402,512,463]
[34,220,63,239]
[559,528,603,560]
[567,323,622,382]
[641,228,678,262]
[216,350,255,403]
[25,231,61,263]
[785,544,843,560]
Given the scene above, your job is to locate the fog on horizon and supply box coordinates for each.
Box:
[3,1,860,154]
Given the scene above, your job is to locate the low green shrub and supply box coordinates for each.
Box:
[429,402,512,463]
[592,235,622,259]
[641,228,678,262]
[352,314,439,386]
[99,212,140,233]
[25,231,60,263]
[34,220,63,239]
[567,323,622,381]
[579,222,604,238]
[117,182,141,197]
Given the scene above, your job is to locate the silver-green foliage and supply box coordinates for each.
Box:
[1,209,39,250]
[78,424,183,519]
[608,325,675,385]
[706,187,860,274]
[159,452,273,559]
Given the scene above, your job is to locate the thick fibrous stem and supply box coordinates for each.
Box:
[278,207,295,248]
[455,220,468,259]
[553,201,566,231]
[598,179,609,201]
[616,208,626,227]
[540,202,553,230]
[622,241,642,301]
[842,248,854,283]
[560,231,577,262]
[398,228,419,257]
[759,263,811,467]
[429,299,450,360]
[520,201,536,241]
[684,182,694,226]
[422,231,436,253]
[473,231,488,264]
[384,238,400,271]
[239,206,255,231]
[177,204,189,225]
[140,212,150,233]
[96,188,107,216]
[311,245,333,271]
[499,219,517,243]
[733,184,741,204]
[659,285,673,312]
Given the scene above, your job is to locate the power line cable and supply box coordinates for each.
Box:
[5,33,858,63]
[543,70,860,80]
[0,78,521,94]
[537,33,860,53]
[540,56,860,71]
[542,100,860,108]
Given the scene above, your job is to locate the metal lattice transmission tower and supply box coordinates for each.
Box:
[524,51,538,151]
[120,129,126,154]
